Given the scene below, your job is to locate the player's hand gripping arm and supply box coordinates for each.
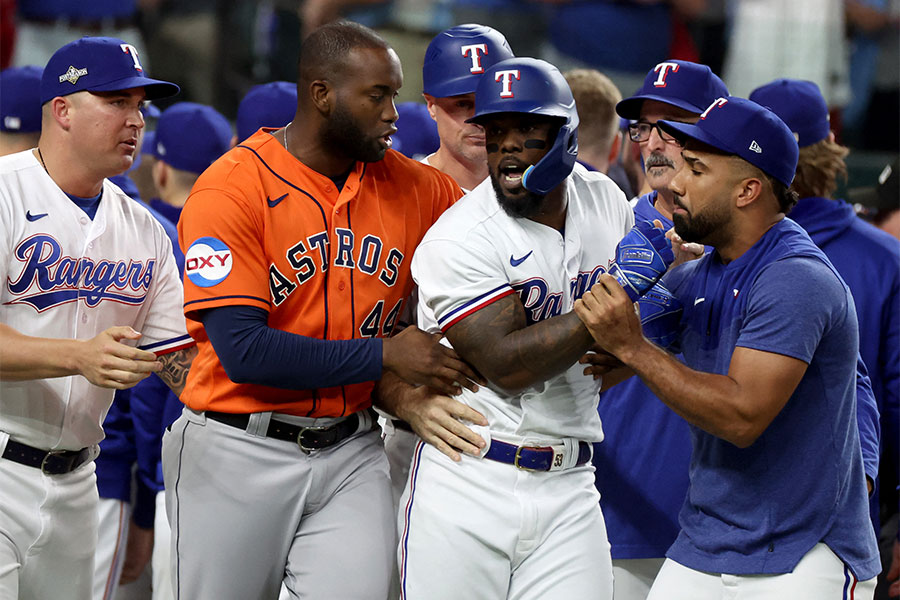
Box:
[375,372,488,462]
[574,274,807,448]
[381,325,483,396]
[0,323,162,389]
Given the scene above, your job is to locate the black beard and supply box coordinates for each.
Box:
[673,208,720,244]
[322,102,386,163]
[490,173,546,219]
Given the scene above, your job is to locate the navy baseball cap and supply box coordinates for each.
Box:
[40,37,179,105]
[616,60,728,120]
[748,79,830,148]
[236,81,297,142]
[393,102,439,159]
[1,66,43,132]
[152,102,232,174]
[658,96,799,187]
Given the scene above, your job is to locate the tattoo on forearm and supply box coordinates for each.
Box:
[447,295,593,387]
[157,346,197,397]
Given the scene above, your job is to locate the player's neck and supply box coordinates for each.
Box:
[430,147,487,191]
[529,185,568,231]
[34,144,104,198]
[161,189,190,208]
[715,212,784,264]
[283,122,356,178]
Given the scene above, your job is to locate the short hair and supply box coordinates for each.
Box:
[791,137,849,199]
[299,20,391,85]
[564,69,621,156]
[737,158,799,214]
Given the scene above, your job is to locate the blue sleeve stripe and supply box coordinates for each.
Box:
[139,334,193,351]
[184,294,270,308]
[436,284,513,327]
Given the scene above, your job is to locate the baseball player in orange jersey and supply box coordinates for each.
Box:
[164,21,478,600]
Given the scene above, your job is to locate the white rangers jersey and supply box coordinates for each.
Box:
[412,163,634,444]
[0,150,191,450]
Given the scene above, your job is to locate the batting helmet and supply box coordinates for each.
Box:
[422,24,514,98]
[468,57,579,195]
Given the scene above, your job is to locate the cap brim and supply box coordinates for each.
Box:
[657,119,733,156]
[616,95,706,120]
[88,76,180,100]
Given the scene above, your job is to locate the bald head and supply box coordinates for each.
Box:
[299,21,392,87]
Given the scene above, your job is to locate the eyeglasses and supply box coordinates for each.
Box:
[627,121,681,145]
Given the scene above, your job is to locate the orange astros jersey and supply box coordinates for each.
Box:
[178,129,462,417]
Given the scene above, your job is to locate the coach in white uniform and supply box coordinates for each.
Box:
[0,37,195,600]
[389,57,673,599]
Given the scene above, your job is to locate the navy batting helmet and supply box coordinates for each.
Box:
[468,57,579,195]
[422,24,514,98]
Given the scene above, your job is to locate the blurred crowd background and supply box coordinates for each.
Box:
[2,1,897,168]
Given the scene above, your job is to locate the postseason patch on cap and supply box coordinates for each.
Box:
[59,65,89,85]
[185,237,232,287]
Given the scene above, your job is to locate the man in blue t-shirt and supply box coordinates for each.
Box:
[587,60,727,600]
[575,96,880,598]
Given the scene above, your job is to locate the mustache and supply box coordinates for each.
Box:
[645,153,676,169]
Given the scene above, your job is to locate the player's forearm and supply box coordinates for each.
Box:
[618,340,760,447]
[0,323,82,380]
[373,371,413,420]
[479,312,595,394]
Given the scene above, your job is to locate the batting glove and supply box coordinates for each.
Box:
[608,220,675,302]
[638,281,683,351]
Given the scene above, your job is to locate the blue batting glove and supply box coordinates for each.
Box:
[638,281,683,350]
[608,220,675,302]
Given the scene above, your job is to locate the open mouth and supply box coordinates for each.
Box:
[498,161,527,188]
[379,129,397,150]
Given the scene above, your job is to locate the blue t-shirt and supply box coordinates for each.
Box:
[594,190,693,559]
[663,218,880,579]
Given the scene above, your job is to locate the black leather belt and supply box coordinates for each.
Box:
[206,410,373,453]
[2,439,93,475]
[391,419,414,433]
[485,439,592,471]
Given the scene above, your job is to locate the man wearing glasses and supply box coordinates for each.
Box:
[588,60,728,599]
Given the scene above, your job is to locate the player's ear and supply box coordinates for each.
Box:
[48,97,73,131]
[607,131,622,165]
[423,94,438,122]
[152,159,167,191]
[735,175,764,209]
[309,79,332,116]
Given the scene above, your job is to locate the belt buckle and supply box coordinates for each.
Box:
[40,450,69,475]
[297,425,329,454]
[514,445,539,472]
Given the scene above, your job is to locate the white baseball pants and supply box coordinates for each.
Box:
[398,440,613,600]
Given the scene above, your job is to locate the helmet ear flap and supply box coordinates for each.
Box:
[522,120,578,195]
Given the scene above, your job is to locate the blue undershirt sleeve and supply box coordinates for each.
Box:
[200,305,383,390]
